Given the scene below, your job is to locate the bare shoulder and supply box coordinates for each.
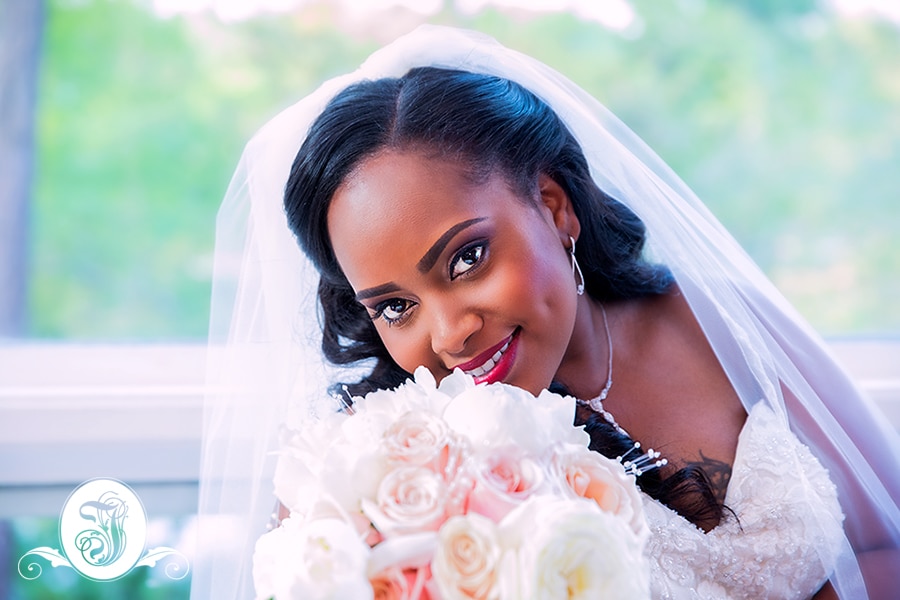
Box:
[606,287,748,505]
[610,285,744,414]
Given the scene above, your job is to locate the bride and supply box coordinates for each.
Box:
[193,26,900,599]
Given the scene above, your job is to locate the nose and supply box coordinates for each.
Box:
[428,300,482,359]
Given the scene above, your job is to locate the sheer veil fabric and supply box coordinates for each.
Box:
[193,25,900,599]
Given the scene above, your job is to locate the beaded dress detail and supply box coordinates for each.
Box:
[578,305,843,598]
[641,402,845,599]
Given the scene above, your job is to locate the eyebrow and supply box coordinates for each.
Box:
[355,282,402,302]
[416,217,487,274]
[353,218,488,302]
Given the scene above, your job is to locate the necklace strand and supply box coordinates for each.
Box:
[594,303,613,404]
[577,304,626,436]
[575,304,668,476]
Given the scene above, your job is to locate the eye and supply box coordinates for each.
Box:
[372,298,416,326]
[450,242,486,280]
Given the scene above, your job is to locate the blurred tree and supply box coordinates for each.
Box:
[0,0,43,337]
[26,0,900,337]
[731,0,820,21]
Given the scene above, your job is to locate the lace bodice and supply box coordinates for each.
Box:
[642,403,845,600]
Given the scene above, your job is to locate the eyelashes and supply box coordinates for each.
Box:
[371,298,415,326]
[369,240,489,327]
[449,241,486,280]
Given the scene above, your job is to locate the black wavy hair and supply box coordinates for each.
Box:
[283,67,729,528]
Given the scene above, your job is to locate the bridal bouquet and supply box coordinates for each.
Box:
[253,367,650,600]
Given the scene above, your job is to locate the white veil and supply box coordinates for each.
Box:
[192,25,900,599]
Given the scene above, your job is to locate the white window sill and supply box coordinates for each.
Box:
[1,340,897,517]
[0,343,204,516]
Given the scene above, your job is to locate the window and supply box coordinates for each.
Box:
[1,1,897,596]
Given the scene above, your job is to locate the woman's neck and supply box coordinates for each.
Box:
[553,295,618,400]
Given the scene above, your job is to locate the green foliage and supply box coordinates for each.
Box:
[29,0,900,337]
[30,0,376,338]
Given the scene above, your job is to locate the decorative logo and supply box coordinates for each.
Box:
[18,478,189,582]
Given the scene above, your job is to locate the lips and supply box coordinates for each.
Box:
[464,339,510,377]
[454,329,519,385]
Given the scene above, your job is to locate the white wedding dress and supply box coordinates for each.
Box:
[642,403,845,599]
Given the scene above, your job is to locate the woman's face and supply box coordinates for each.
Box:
[327,150,581,395]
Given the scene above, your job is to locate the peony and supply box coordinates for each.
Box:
[441,376,588,456]
[432,513,501,600]
[498,495,649,600]
[252,516,372,600]
[314,432,388,514]
[355,366,451,420]
[273,411,348,515]
[553,443,649,540]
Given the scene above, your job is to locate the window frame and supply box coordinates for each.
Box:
[1,340,897,517]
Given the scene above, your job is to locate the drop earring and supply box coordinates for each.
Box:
[568,235,585,296]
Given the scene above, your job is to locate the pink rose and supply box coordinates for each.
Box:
[371,566,410,600]
[466,448,545,522]
[369,566,437,600]
[553,444,649,539]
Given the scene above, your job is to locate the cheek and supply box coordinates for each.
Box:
[514,245,576,320]
[479,242,578,352]
[376,329,431,375]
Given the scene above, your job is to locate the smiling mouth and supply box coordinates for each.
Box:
[454,329,519,384]
[464,339,511,377]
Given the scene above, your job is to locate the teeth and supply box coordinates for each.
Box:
[474,358,495,376]
[464,340,511,378]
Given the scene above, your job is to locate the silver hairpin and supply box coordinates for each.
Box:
[617,441,668,477]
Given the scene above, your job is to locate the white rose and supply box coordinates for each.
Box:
[252,516,372,600]
[433,513,501,600]
[362,466,449,538]
[382,410,450,471]
[497,496,649,600]
[552,443,649,540]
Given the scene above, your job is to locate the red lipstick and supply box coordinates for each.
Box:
[454,329,519,385]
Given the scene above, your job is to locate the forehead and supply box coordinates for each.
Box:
[326,150,524,286]
[332,150,480,225]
